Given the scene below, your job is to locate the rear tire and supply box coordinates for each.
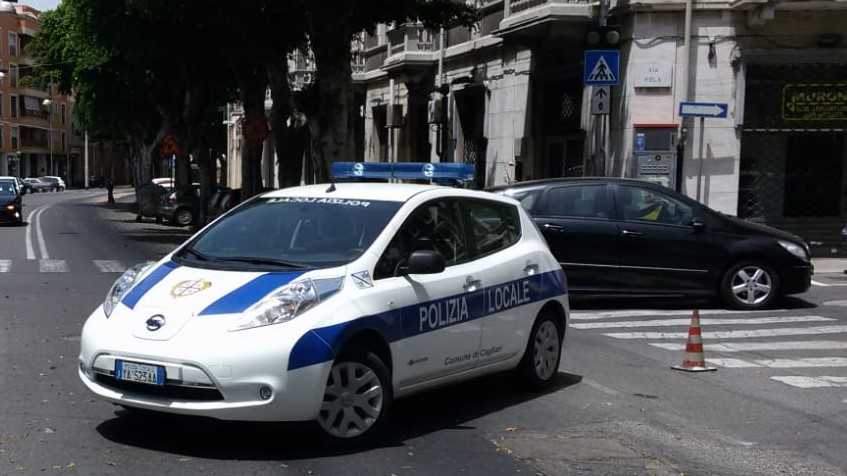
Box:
[720,261,780,310]
[518,311,563,390]
[316,346,392,442]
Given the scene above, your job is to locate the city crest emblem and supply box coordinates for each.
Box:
[171,279,212,298]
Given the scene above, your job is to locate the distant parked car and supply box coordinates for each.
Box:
[88,176,106,188]
[38,176,66,192]
[0,177,23,224]
[158,183,201,226]
[206,188,241,224]
[23,178,52,193]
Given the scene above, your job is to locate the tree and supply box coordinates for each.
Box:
[299,0,478,182]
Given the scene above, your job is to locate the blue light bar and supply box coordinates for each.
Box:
[331,162,475,182]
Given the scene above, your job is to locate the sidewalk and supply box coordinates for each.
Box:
[813,258,847,274]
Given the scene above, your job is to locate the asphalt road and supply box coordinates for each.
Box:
[1,190,845,475]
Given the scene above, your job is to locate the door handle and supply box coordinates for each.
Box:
[463,276,482,292]
[524,262,539,276]
[543,223,565,232]
[621,229,644,237]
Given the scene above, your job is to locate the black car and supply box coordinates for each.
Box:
[490,178,812,310]
[158,184,201,226]
[0,178,23,225]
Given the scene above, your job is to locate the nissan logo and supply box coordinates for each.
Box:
[146,315,166,332]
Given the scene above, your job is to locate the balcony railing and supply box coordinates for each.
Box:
[386,23,440,57]
[506,0,593,15]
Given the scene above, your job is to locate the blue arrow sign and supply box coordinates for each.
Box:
[584,50,620,86]
[679,102,728,118]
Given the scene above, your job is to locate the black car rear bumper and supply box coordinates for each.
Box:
[781,264,813,295]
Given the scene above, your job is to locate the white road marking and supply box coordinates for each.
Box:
[570,309,775,320]
[39,259,68,273]
[0,260,10,272]
[811,280,831,287]
[34,206,50,260]
[707,358,847,369]
[651,340,847,352]
[604,325,847,340]
[25,206,43,260]
[572,315,832,330]
[771,376,847,388]
[93,260,126,273]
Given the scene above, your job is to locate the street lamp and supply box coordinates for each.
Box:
[42,98,53,178]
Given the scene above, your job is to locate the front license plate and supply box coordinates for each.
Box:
[115,360,165,386]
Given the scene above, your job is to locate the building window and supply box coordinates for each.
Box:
[11,126,18,149]
[61,131,66,150]
[8,32,16,57]
[61,104,66,124]
[10,95,17,119]
[10,64,17,88]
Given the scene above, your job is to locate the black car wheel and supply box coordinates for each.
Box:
[721,262,780,310]
[518,310,563,389]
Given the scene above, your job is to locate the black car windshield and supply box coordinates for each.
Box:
[177,196,402,270]
[0,181,16,195]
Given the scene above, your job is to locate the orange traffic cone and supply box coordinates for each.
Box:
[671,309,717,372]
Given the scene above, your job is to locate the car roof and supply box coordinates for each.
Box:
[262,183,445,202]
[0,176,16,180]
[488,177,667,191]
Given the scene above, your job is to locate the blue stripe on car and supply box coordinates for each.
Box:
[122,261,179,309]
[199,271,304,316]
[287,269,567,370]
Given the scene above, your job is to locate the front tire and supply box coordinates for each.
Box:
[519,311,563,389]
[317,347,392,441]
[721,262,780,310]
[174,208,193,227]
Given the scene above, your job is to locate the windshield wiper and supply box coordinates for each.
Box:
[181,247,212,262]
[216,256,308,269]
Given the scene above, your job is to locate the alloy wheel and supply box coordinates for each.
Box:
[318,362,384,439]
[730,266,772,306]
[533,320,560,381]
[176,209,193,226]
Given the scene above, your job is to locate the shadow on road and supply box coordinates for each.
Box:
[95,371,582,460]
[570,295,817,311]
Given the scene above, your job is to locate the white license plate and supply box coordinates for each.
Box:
[115,360,165,385]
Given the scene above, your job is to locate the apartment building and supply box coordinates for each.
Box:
[0,1,77,184]
[356,0,847,253]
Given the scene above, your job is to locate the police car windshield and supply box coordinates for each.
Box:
[179,196,402,270]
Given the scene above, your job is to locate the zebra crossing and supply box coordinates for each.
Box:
[0,259,129,273]
[571,308,847,390]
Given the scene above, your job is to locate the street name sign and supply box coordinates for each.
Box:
[679,102,728,118]
[584,50,620,86]
[591,86,610,115]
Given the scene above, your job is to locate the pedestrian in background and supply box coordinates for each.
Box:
[106,178,115,204]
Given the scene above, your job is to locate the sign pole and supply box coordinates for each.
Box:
[696,116,705,202]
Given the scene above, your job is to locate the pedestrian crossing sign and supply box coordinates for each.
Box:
[584,50,620,86]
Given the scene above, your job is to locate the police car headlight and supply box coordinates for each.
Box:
[778,240,809,262]
[230,277,344,331]
[103,262,154,318]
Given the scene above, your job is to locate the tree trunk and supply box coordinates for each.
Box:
[193,143,214,231]
[310,22,355,182]
[267,60,300,189]
[236,64,269,199]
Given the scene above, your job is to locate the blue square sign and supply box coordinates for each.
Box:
[584,50,620,86]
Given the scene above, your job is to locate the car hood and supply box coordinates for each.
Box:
[721,214,806,244]
[116,260,342,341]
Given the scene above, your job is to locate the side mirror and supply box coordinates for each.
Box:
[406,250,446,275]
[691,218,706,231]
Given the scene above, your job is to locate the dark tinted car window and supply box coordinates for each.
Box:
[620,186,693,226]
[507,189,543,213]
[375,199,468,279]
[543,185,609,219]
[0,180,16,195]
[465,199,520,257]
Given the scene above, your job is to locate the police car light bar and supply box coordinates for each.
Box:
[331,162,475,182]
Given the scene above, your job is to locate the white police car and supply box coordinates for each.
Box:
[79,183,568,440]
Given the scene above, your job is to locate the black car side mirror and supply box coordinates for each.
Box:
[407,250,446,275]
[691,218,706,231]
